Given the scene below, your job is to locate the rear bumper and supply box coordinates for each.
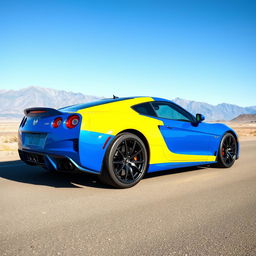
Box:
[18,149,99,174]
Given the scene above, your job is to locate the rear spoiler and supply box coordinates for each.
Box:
[24,107,63,117]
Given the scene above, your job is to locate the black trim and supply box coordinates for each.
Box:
[18,149,78,172]
[131,102,157,117]
[18,149,46,165]
[131,100,196,123]
[24,107,63,117]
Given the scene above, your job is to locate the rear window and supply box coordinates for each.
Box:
[132,103,156,116]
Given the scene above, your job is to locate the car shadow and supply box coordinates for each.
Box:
[0,160,110,189]
[144,165,210,179]
[0,160,211,189]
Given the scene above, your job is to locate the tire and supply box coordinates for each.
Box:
[99,132,148,188]
[215,132,238,168]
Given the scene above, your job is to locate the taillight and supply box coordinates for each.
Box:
[66,115,80,129]
[52,117,62,128]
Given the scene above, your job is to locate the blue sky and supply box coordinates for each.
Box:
[0,0,255,106]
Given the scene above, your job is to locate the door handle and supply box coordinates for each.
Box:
[158,125,174,130]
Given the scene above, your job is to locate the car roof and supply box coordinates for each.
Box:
[59,96,171,112]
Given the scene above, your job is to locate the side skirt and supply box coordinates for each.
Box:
[148,161,217,173]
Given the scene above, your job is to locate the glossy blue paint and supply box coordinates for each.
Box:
[152,97,172,103]
[18,111,115,173]
[18,96,239,177]
[148,161,217,173]
[18,112,82,164]
[158,120,224,156]
[67,157,101,174]
[79,130,114,173]
[150,97,238,158]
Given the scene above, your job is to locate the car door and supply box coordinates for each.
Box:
[151,101,217,158]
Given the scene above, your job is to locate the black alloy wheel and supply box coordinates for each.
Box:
[100,133,148,188]
[217,133,237,168]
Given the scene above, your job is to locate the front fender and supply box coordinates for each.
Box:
[211,123,239,159]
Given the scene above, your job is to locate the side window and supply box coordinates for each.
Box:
[152,102,194,122]
[132,103,156,116]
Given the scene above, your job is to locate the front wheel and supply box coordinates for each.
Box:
[99,133,148,188]
[216,133,238,168]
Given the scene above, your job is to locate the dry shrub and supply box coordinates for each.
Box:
[3,136,18,143]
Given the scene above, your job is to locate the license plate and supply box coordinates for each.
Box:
[23,133,46,148]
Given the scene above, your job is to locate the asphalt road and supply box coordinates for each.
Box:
[1,141,256,256]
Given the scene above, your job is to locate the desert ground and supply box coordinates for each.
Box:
[0,120,255,162]
[0,121,19,161]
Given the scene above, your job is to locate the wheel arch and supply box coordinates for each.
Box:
[226,130,238,140]
[99,128,151,187]
[117,129,150,165]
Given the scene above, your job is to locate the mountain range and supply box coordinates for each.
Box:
[0,87,101,119]
[0,86,255,121]
[231,114,256,122]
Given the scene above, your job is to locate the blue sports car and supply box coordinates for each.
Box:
[18,97,239,188]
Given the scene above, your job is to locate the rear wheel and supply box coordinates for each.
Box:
[99,133,148,188]
[216,133,237,168]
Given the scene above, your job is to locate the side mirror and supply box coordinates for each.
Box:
[196,113,205,122]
